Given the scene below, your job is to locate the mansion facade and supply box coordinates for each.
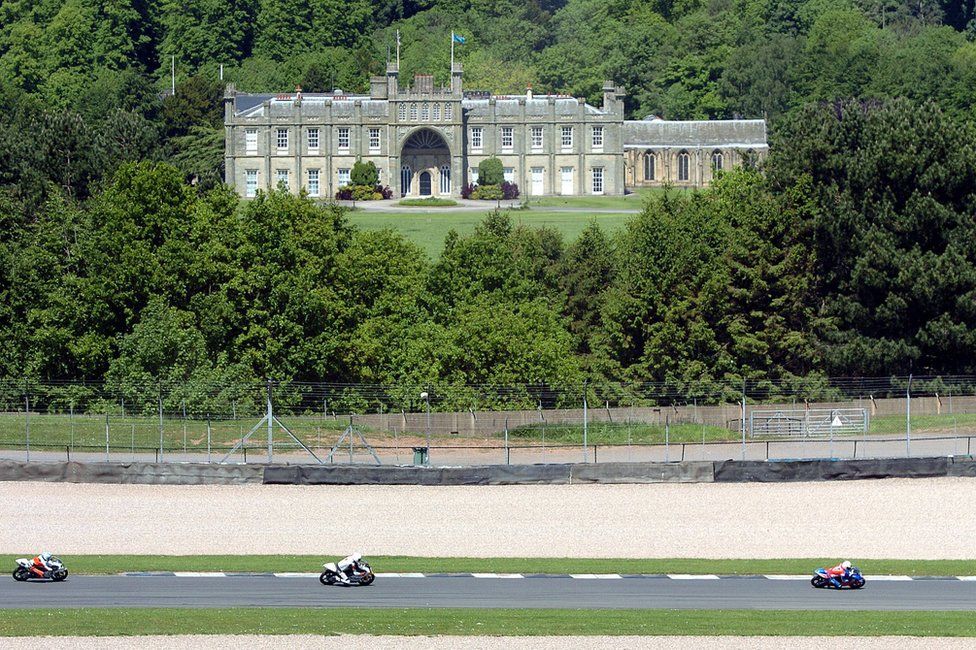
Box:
[223,63,767,199]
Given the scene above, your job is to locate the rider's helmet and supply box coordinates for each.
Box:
[40,552,52,563]
[841,560,852,570]
[351,552,363,563]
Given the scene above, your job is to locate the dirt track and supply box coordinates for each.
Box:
[2,478,975,558]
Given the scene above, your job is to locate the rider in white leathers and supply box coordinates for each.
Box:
[335,553,363,584]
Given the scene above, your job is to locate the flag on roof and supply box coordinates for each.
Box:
[452,33,466,44]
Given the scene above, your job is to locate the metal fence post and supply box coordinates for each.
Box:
[158,387,164,463]
[906,374,913,458]
[104,412,110,462]
[740,380,747,461]
[182,400,187,455]
[69,402,75,459]
[207,415,212,464]
[24,394,30,462]
[582,381,588,464]
[504,416,510,465]
[665,415,670,463]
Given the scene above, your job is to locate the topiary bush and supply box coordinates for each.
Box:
[501,181,520,200]
[472,184,503,200]
[351,160,379,187]
[478,157,504,186]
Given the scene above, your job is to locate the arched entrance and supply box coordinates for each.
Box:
[401,128,450,197]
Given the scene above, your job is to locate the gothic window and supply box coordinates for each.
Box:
[398,103,406,121]
[677,151,690,182]
[712,150,723,171]
[644,153,655,181]
[433,103,441,121]
[440,164,451,194]
[401,165,412,197]
[409,103,418,120]
[445,103,453,120]
[421,103,430,121]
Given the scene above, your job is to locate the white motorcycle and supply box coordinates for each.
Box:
[320,558,375,586]
[13,557,68,582]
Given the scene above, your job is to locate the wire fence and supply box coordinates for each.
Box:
[1,375,975,466]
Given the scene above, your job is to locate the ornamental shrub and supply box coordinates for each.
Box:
[501,181,520,200]
[472,184,503,200]
[478,157,504,186]
[335,186,354,200]
[352,184,376,201]
[351,160,379,186]
[461,183,475,199]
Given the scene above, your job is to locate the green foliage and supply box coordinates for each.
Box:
[351,160,379,187]
[477,158,504,186]
[470,184,502,200]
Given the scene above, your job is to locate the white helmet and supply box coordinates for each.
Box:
[841,560,852,569]
[40,552,52,562]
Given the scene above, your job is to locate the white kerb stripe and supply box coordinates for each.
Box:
[376,572,425,578]
[273,573,320,578]
[868,575,912,581]
[957,576,976,581]
[471,573,524,579]
[570,574,623,580]
[173,572,226,578]
[763,575,811,580]
[667,574,720,580]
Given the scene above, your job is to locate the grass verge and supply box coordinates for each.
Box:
[24,555,976,577]
[1,608,974,636]
[398,198,458,207]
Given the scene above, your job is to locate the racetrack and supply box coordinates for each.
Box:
[2,575,975,611]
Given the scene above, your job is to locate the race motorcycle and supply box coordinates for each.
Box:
[811,566,865,589]
[13,557,68,582]
[319,558,375,586]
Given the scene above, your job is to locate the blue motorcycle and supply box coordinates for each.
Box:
[811,566,865,589]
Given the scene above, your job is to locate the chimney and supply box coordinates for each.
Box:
[370,76,388,99]
[526,83,532,100]
[294,85,302,105]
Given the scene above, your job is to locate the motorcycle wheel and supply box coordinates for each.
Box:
[12,568,29,582]
[319,571,337,586]
[52,569,68,582]
[849,577,865,589]
[359,572,375,586]
[810,575,827,588]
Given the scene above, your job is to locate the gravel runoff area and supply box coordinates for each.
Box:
[2,637,975,649]
[2,478,975,558]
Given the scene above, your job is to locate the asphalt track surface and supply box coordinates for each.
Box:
[2,576,975,610]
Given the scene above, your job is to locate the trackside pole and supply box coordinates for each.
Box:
[267,382,273,463]
[582,382,588,463]
[24,394,30,462]
[740,381,747,461]
[158,388,164,462]
[906,374,913,457]
[104,412,110,462]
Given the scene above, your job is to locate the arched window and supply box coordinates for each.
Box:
[433,103,441,121]
[398,103,406,121]
[409,103,417,120]
[440,164,451,194]
[712,150,723,171]
[677,151,690,182]
[644,153,655,181]
[421,103,429,121]
[401,165,412,197]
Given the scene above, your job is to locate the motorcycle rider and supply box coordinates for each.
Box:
[335,552,364,585]
[825,560,853,588]
[30,552,55,578]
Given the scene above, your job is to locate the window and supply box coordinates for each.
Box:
[531,126,543,150]
[644,153,655,181]
[471,127,483,150]
[369,128,380,152]
[306,128,319,152]
[409,103,418,120]
[592,126,603,149]
[276,128,288,151]
[445,103,453,120]
[592,167,604,194]
[677,151,690,181]
[440,164,451,194]
[275,169,289,189]
[245,129,257,155]
[338,168,350,187]
[433,103,441,121]
[401,165,412,197]
[245,169,258,197]
[398,103,406,121]
[307,169,320,197]
[503,167,514,183]
[501,126,514,150]
[712,150,723,171]
[469,167,479,184]
[421,103,429,121]
[337,127,350,151]
[561,126,573,149]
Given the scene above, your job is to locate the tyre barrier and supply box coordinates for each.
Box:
[0,457,973,485]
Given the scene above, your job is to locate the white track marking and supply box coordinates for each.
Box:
[471,573,524,579]
[867,575,912,581]
[173,572,226,577]
[375,572,425,578]
[763,575,811,580]
[957,576,976,581]
[272,572,320,578]
[667,574,720,580]
[570,574,623,579]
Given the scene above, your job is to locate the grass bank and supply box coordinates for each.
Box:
[2,608,974,636]
[21,555,976,576]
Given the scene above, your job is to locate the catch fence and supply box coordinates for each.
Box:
[1,375,975,466]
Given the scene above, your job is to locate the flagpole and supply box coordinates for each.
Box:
[451,31,455,74]
[396,29,400,68]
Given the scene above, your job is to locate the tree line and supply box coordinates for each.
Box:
[3,98,975,394]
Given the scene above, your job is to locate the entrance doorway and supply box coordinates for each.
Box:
[531,167,544,195]
[419,171,432,196]
[400,128,450,197]
[560,167,573,195]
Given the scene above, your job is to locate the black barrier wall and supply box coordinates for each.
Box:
[0,457,974,485]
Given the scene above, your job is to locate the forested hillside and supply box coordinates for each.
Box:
[2,0,976,390]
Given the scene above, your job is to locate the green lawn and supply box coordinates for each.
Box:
[398,197,458,207]
[3,608,974,637]
[21,555,976,576]
[526,187,670,210]
[508,421,734,445]
[870,413,976,436]
[346,209,633,257]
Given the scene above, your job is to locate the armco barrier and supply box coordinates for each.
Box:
[0,460,264,485]
[712,457,951,482]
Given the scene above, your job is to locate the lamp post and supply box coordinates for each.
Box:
[421,391,431,465]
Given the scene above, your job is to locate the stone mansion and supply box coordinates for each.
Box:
[223,63,768,199]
